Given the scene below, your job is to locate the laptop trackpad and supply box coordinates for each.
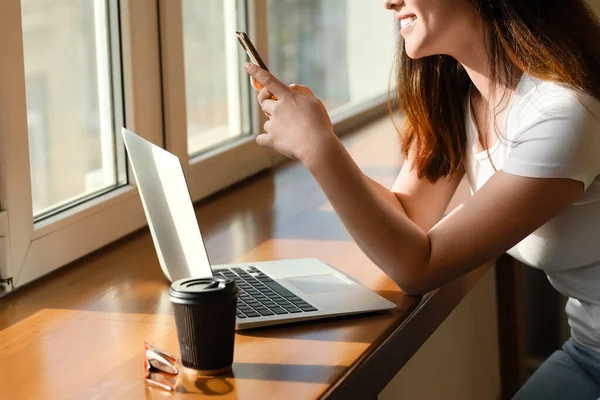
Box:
[284,274,355,295]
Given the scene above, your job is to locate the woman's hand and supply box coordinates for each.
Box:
[244,63,337,164]
[253,78,311,102]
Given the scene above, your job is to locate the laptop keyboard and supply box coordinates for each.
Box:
[213,266,318,319]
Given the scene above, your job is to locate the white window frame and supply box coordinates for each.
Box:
[0,0,164,290]
[159,0,274,202]
[0,0,391,295]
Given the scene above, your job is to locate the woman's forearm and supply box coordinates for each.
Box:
[366,176,408,217]
[304,137,430,292]
[360,178,411,270]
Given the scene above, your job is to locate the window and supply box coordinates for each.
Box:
[0,0,397,294]
[182,0,252,156]
[21,0,125,219]
[0,0,161,289]
[159,0,270,202]
[267,0,397,117]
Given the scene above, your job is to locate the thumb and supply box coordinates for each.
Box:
[289,84,315,97]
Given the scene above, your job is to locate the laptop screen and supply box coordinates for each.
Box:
[122,128,213,282]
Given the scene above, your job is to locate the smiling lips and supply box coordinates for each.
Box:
[399,15,417,30]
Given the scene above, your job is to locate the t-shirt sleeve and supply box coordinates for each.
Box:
[501,95,600,191]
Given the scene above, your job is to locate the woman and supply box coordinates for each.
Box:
[243,0,600,398]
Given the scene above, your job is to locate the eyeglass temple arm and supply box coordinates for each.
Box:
[144,341,177,364]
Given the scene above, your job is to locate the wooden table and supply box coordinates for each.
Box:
[0,117,489,399]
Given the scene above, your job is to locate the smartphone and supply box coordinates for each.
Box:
[236,31,269,71]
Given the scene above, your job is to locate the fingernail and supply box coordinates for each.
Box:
[243,62,252,71]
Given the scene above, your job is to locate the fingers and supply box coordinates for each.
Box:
[244,63,293,99]
[250,76,264,92]
[263,118,271,132]
[261,99,277,116]
[256,133,272,147]
[258,87,274,104]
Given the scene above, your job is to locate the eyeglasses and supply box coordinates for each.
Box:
[144,341,179,391]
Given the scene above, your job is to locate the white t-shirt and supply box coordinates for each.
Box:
[464,73,600,352]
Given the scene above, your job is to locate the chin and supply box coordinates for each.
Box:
[404,41,436,60]
[404,45,425,60]
[404,48,420,59]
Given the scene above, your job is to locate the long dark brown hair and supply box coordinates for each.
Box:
[392,0,600,182]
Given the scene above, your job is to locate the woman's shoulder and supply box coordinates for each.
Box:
[511,74,600,125]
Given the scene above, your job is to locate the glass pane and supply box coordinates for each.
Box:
[267,0,397,112]
[182,0,251,157]
[21,0,122,218]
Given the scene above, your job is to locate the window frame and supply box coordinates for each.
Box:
[0,0,164,289]
[158,0,274,203]
[0,0,392,294]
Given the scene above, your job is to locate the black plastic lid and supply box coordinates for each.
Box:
[169,276,238,305]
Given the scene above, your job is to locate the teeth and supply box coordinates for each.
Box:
[400,16,417,29]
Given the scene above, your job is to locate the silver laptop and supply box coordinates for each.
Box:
[122,128,396,329]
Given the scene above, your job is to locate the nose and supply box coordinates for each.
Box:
[383,0,403,11]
